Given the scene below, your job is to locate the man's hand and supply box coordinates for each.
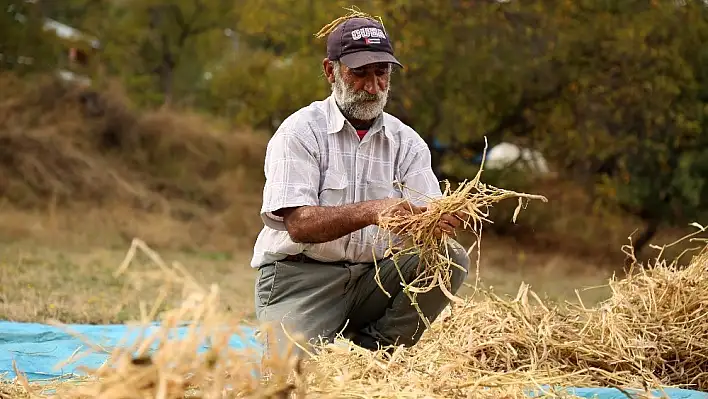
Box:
[369,198,426,231]
[371,198,427,223]
[433,210,469,239]
[369,199,470,239]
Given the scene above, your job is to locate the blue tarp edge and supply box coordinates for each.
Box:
[0,320,260,381]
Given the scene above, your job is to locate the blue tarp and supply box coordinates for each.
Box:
[530,386,708,399]
[0,321,260,381]
[1,321,707,398]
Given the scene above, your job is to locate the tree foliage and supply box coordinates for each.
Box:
[0,0,59,74]
[518,0,708,250]
[15,0,708,253]
[74,0,238,105]
[372,0,708,252]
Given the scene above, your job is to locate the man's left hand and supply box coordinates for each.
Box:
[433,210,468,239]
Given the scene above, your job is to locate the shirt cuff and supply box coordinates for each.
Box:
[262,211,287,231]
[260,198,319,231]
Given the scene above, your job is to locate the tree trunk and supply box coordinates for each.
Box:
[160,60,173,106]
[633,218,660,259]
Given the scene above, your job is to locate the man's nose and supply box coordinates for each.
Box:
[363,76,379,94]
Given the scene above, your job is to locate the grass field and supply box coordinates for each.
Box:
[0,211,617,327]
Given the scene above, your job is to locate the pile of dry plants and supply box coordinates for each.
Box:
[375,145,549,327]
[7,224,708,399]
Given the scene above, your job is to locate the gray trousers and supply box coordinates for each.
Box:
[253,239,470,357]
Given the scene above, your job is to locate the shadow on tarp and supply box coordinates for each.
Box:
[0,320,261,381]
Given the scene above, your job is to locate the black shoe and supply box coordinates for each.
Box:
[350,333,395,356]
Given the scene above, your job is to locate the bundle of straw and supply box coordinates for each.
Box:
[374,139,548,326]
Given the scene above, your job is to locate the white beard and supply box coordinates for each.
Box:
[331,62,390,121]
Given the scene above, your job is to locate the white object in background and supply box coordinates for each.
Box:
[485,142,550,175]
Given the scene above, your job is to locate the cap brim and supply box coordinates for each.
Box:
[340,51,403,69]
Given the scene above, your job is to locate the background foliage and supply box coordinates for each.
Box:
[3,0,708,256]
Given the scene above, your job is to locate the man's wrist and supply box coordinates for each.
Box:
[357,200,379,226]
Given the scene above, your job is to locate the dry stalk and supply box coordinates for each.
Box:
[374,138,548,326]
[313,6,386,39]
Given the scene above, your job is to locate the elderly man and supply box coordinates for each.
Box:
[250,15,470,355]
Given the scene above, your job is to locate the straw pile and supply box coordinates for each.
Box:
[3,222,705,399]
[0,72,268,251]
[321,225,708,397]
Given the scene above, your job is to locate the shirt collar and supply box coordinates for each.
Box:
[325,95,393,141]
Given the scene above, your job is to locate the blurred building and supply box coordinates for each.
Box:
[41,18,101,86]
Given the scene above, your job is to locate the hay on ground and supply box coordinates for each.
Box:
[3,223,708,398]
[5,224,708,398]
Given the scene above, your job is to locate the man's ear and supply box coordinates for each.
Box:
[323,58,336,84]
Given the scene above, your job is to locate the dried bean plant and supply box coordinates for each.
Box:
[5,225,708,398]
[373,139,548,327]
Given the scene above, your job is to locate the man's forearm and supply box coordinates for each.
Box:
[281,202,377,244]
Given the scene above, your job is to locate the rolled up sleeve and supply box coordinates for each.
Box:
[260,120,320,231]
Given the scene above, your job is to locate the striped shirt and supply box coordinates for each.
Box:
[250,95,442,268]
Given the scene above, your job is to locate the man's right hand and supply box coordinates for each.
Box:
[368,198,426,230]
[368,199,469,239]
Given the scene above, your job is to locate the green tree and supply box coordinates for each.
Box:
[200,0,379,129]
[519,0,708,254]
[78,0,237,106]
[371,0,708,254]
[363,0,563,175]
[47,0,708,256]
[0,0,59,74]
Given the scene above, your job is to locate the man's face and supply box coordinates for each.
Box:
[328,61,391,122]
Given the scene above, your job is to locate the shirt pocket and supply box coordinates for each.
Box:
[364,179,401,201]
[319,169,349,206]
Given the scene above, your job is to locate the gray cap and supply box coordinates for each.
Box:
[326,17,403,69]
